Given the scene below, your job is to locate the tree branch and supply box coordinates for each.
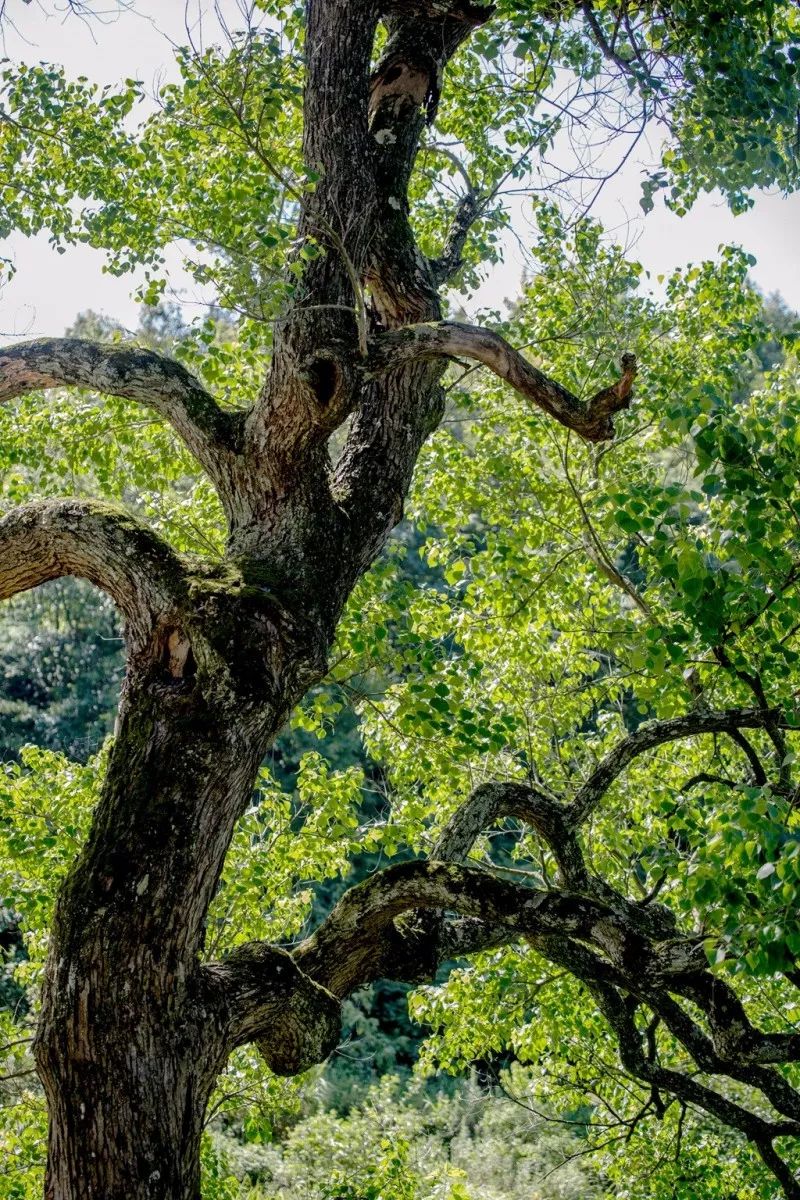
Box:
[727,727,769,786]
[0,499,188,641]
[568,707,791,825]
[368,322,637,441]
[222,758,800,1178]
[202,943,341,1076]
[420,143,482,286]
[293,858,698,999]
[534,936,800,1198]
[233,718,800,1191]
[433,780,588,886]
[580,3,640,79]
[415,775,682,960]
[0,338,242,479]
[295,861,580,996]
[430,189,484,285]
[368,3,494,317]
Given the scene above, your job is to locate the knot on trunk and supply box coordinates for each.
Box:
[214,943,342,1076]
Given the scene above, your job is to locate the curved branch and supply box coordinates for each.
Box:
[293,859,690,998]
[285,760,800,1192]
[430,779,681,943]
[727,727,769,786]
[294,861,588,996]
[0,499,188,640]
[674,971,800,1069]
[433,780,588,886]
[368,322,637,441]
[0,338,242,476]
[202,943,341,1076]
[568,707,791,826]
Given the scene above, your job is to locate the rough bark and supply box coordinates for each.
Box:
[0,500,188,647]
[28,541,340,1196]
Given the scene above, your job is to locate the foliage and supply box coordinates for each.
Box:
[2,1,799,317]
[0,581,121,762]
[313,221,800,1192]
[0,305,228,556]
[207,1071,606,1199]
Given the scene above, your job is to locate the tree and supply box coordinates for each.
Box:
[1,1,800,1196]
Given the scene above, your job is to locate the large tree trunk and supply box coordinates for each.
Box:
[32,632,287,1198]
[36,1010,216,1200]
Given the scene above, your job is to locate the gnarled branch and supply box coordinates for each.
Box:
[536,936,800,1199]
[0,498,188,641]
[295,861,577,996]
[368,321,637,441]
[217,750,800,1190]
[293,858,695,999]
[433,780,588,887]
[0,338,242,479]
[202,943,342,1075]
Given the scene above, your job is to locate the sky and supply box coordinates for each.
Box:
[0,0,799,345]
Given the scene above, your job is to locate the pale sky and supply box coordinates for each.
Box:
[0,0,798,345]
